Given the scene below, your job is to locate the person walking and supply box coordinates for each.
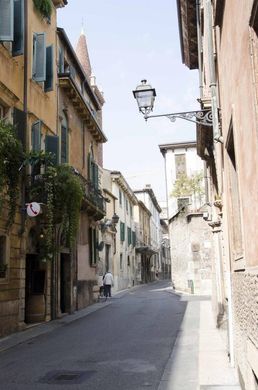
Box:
[103,270,113,298]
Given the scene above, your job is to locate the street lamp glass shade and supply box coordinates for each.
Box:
[133,80,156,113]
[111,213,119,224]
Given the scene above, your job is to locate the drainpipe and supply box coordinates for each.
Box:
[20,0,28,236]
[196,0,204,100]
[205,0,223,143]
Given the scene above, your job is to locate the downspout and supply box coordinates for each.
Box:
[196,0,203,100]
[20,0,28,235]
[205,0,223,143]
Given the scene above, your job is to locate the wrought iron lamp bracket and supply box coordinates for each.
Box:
[145,109,213,127]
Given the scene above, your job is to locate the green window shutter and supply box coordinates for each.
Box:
[120,222,125,242]
[44,45,53,92]
[93,162,99,189]
[132,231,136,247]
[61,125,68,163]
[45,135,59,165]
[127,227,132,245]
[12,0,23,56]
[87,153,92,180]
[32,32,46,82]
[0,0,14,41]
[13,107,26,148]
[89,227,97,265]
[31,121,41,151]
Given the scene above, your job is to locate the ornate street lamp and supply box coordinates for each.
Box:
[132,79,156,119]
[133,79,213,127]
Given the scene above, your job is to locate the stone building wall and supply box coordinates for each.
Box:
[232,271,258,390]
[170,209,213,295]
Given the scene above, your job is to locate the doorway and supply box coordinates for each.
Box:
[25,254,46,323]
[105,244,111,272]
[60,253,71,314]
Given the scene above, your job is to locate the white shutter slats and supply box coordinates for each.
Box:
[33,32,46,82]
[0,0,14,41]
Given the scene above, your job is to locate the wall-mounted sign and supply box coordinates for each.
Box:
[26,202,41,217]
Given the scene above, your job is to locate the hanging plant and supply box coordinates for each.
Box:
[33,0,52,19]
[27,158,84,259]
[0,120,23,227]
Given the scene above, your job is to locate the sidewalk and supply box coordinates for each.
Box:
[158,295,241,390]
[0,290,241,390]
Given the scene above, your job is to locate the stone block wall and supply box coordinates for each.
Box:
[232,271,258,390]
[170,211,213,295]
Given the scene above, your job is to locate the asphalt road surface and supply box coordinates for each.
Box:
[0,281,188,390]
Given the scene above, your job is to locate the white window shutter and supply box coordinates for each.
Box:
[32,32,46,82]
[0,0,14,41]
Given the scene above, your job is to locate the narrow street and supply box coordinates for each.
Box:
[0,282,189,390]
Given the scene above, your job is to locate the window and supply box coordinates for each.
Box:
[130,204,133,217]
[0,235,7,279]
[226,124,243,263]
[126,198,128,213]
[88,149,99,190]
[120,222,125,241]
[175,154,186,178]
[44,45,53,92]
[177,197,190,210]
[61,114,68,163]
[89,227,98,266]
[13,107,26,148]
[31,121,42,152]
[120,253,123,270]
[45,134,59,165]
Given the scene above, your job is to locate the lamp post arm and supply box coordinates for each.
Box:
[145,109,213,127]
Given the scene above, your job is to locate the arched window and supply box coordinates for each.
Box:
[61,113,68,164]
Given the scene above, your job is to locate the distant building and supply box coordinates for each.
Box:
[159,141,213,294]
[134,185,162,281]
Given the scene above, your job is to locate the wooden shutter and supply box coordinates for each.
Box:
[32,32,46,82]
[120,222,125,242]
[0,0,14,41]
[45,135,59,165]
[61,125,67,163]
[69,64,76,79]
[13,107,26,148]
[44,45,53,92]
[12,0,23,56]
[93,162,99,189]
[31,121,41,151]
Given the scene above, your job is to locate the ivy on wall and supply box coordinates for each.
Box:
[26,153,84,260]
[0,121,23,228]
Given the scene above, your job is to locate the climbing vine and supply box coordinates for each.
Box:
[26,154,84,260]
[33,0,52,19]
[0,120,23,227]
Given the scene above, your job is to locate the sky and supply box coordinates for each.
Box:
[57,0,199,202]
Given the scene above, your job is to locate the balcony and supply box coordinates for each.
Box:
[81,179,106,221]
[58,71,107,143]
